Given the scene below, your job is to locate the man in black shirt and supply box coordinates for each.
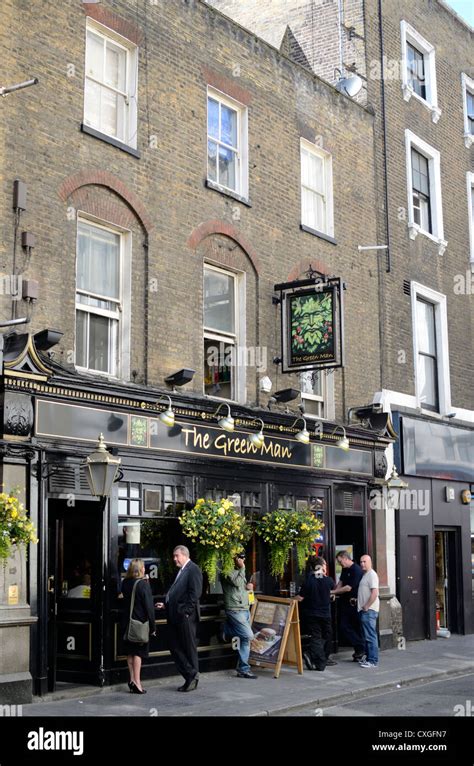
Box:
[333,550,365,661]
[296,557,335,671]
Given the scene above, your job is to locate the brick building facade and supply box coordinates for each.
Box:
[207,0,474,643]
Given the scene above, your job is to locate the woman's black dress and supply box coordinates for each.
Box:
[121,577,156,658]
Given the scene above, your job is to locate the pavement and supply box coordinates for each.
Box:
[21,634,474,717]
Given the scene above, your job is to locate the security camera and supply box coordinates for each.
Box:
[259,375,272,394]
[298,402,306,414]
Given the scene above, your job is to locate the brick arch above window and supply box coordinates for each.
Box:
[187,220,260,277]
[58,170,153,233]
[82,4,142,45]
[286,259,330,282]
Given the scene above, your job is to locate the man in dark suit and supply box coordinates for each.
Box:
[155,545,203,692]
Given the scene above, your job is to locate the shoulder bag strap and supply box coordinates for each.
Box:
[129,579,142,620]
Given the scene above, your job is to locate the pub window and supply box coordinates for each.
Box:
[117,482,186,597]
[276,493,326,597]
[75,218,130,378]
[84,19,138,148]
[204,263,244,402]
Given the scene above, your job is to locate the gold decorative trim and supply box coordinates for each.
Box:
[9,376,390,449]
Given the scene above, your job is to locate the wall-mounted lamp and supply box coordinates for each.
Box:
[214,403,234,432]
[330,424,350,451]
[384,466,409,491]
[247,418,265,448]
[84,433,122,498]
[291,417,310,444]
[156,395,175,427]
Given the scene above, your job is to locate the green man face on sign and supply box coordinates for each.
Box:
[291,293,333,354]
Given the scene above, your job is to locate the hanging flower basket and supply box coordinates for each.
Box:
[180,498,251,583]
[0,491,38,563]
[256,508,324,577]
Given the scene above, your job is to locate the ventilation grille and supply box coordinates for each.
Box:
[343,492,354,511]
[48,466,90,494]
[403,280,411,295]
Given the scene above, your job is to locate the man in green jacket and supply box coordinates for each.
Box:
[220,552,257,679]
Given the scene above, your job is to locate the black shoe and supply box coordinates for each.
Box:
[177,676,199,692]
[130,682,147,694]
[326,658,338,666]
[352,653,366,662]
[303,652,314,671]
[128,681,134,692]
[314,666,325,671]
[236,671,257,679]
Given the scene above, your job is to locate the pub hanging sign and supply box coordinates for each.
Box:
[275,269,345,373]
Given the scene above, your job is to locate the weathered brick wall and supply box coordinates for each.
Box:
[0,0,380,420]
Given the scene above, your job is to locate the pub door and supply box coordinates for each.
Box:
[47,500,104,690]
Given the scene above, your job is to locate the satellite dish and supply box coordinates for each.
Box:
[335,73,363,98]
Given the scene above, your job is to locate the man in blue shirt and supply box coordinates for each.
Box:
[333,550,365,661]
[296,557,335,671]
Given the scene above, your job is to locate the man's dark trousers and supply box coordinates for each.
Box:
[339,602,365,655]
[306,615,332,670]
[167,617,199,682]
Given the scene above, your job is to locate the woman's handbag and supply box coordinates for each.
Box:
[124,579,150,644]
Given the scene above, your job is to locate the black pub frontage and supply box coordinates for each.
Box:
[0,333,392,697]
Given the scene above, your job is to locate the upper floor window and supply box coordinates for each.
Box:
[401,21,441,123]
[207,88,248,198]
[84,20,138,148]
[300,370,333,419]
[411,282,451,415]
[405,130,446,255]
[411,148,431,233]
[461,73,474,148]
[300,139,334,238]
[468,172,474,267]
[75,218,130,378]
[203,264,244,402]
[415,298,439,411]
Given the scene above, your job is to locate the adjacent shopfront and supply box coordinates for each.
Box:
[1,342,392,694]
[393,413,474,641]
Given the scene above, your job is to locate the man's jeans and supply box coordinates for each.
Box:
[359,609,379,664]
[224,609,254,673]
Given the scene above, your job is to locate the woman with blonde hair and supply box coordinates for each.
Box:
[121,558,156,693]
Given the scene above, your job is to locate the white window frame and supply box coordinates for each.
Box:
[75,214,131,380]
[84,18,138,148]
[206,87,248,199]
[411,281,451,415]
[461,73,474,148]
[300,369,335,420]
[300,138,334,237]
[405,130,447,255]
[203,262,246,404]
[400,21,441,123]
[468,172,474,268]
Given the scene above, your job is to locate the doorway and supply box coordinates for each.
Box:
[47,500,104,690]
[404,535,427,640]
[435,529,461,634]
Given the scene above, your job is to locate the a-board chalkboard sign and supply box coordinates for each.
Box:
[249,595,303,678]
